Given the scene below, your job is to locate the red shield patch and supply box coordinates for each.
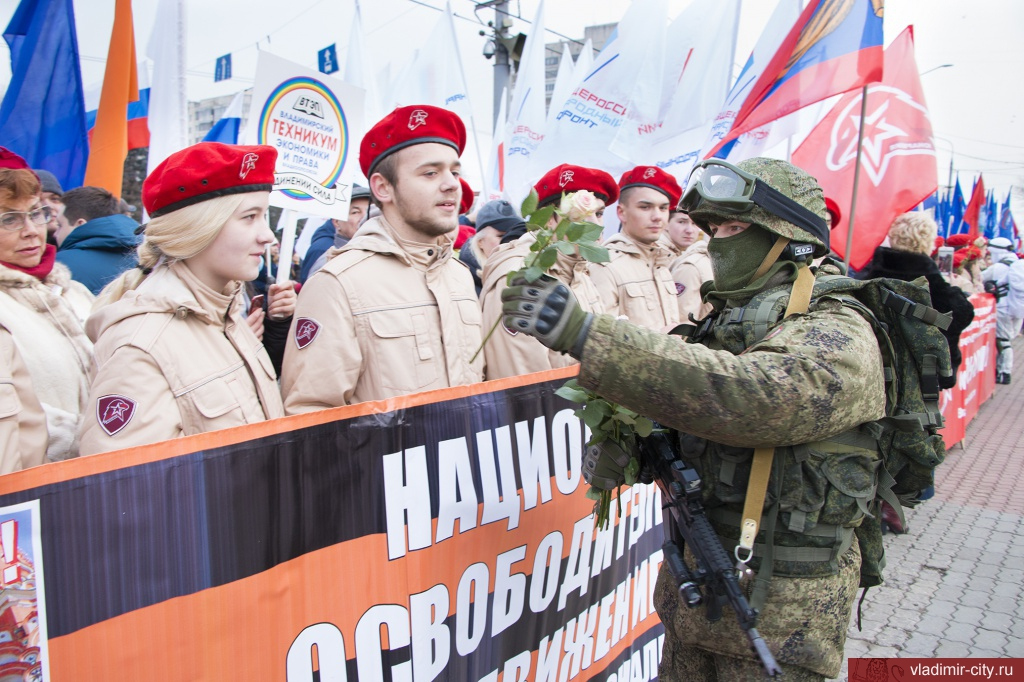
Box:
[97,395,136,436]
[294,317,322,349]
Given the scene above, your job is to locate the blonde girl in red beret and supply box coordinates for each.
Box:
[80,143,289,455]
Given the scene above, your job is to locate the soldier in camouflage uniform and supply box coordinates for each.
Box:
[501,158,887,680]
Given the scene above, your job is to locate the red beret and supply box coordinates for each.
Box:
[454,223,475,250]
[533,164,618,208]
[932,236,945,257]
[618,166,681,207]
[0,147,30,171]
[954,245,981,268]
[143,142,277,218]
[460,177,473,215]
[360,105,466,178]
[824,197,841,227]
[945,233,973,249]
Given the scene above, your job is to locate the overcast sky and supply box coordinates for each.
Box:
[2,0,1022,201]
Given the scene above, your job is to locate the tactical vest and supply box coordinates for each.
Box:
[678,270,951,599]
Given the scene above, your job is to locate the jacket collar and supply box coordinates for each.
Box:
[342,216,454,271]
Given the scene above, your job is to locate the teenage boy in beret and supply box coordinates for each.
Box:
[280,105,483,410]
[478,164,615,380]
[589,166,682,330]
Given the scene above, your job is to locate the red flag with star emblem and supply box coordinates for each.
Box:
[792,27,937,270]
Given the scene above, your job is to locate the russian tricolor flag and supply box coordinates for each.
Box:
[84,66,150,151]
[708,0,884,159]
[203,90,245,144]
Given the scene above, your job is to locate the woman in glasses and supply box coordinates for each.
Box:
[79,143,286,455]
[0,148,94,468]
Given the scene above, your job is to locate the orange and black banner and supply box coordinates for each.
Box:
[0,367,666,681]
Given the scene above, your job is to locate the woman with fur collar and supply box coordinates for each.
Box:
[0,149,94,466]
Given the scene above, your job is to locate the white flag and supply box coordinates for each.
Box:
[145,0,188,174]
[486,87,508,201]
[503,1,548,206]
[344,4,381,130]
[545,42,575,125]
[530,0,669,181]
[641,0,740,175]
[699,0,801,161]
[573,39,594,91]
[388,3,488,196]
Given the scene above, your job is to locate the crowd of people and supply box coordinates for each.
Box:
[2,102,1022,680]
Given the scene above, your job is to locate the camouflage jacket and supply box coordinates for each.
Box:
[577,277,887,576]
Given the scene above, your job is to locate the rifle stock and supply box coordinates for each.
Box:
[640,432,782,677]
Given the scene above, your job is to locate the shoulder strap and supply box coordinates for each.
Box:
[738,265,814,563]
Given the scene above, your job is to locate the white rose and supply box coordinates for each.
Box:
[559,190,600,223]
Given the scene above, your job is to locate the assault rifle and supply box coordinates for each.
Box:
[639,431,782,677]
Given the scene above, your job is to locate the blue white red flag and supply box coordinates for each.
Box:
[948,176,965,237]
[85,71,150,151]
[707,0,884,159]
[202,90,245,144]
[998,192,1016,242]
[0,0,89,189]
[791,27,934,269]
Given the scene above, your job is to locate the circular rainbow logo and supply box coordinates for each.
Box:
[258,76,349,200]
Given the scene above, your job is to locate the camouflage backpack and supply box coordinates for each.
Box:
[698,268,953,588]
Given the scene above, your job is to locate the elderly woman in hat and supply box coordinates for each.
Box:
[80,143,289,455]
[0,148,94,468]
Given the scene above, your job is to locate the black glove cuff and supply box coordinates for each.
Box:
[568,313,594,360]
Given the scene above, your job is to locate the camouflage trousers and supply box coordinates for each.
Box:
[654,542,861,680]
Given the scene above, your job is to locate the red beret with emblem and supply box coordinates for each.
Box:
[533,164,618,208]
[618,166,682,207]
[360,105,467,178]
[953,245,982,268]
[143,142,277,218]
[460,177,474,215]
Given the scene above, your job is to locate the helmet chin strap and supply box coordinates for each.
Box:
[745,235,791,286]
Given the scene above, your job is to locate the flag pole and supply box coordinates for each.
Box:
[843,85,869,269]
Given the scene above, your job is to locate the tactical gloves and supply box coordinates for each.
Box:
[501,274,592,358]
[582,438,639,490]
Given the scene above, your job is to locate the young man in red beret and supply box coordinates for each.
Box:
[280,105,484,409]
[478,163,616,380]
[588,166,681,330]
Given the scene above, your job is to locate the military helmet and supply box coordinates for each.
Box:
[685,157,830,257]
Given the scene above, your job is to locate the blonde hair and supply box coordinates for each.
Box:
[96,193,247,307]
[887,212,938,255]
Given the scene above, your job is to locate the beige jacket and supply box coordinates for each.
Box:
[479,233,606,380]
[0,323,48,474]
[589,233,680,330]
[281,216,483,411]
[670,240,714,323]
[657,232,683,259]
[79,262,284,455]
[0,261,94,462]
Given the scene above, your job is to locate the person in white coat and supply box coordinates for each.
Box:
[981,237,1024,384]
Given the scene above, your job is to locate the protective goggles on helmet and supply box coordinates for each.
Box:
[680,159,829,247]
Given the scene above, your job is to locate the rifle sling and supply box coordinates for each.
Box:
[737,264,815,560]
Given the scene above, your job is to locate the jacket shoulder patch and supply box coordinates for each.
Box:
[97,394,136,436]
[294,317,322,349]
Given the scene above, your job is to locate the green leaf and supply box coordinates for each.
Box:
[566,222,585,242]
[521,189,539,218]
[532,205,557,229]
[554,219,570,240]
[610,412,636,426]
[634,417,654,438]
[581,222,604,242]
[586,486,604,501]
[554,240,577,255]
[523,265,544,283]
[537,248,558,270]
[555,385,589,403]
[578,242,611,264]
[624,456,640,486]
[581,406,607,430]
